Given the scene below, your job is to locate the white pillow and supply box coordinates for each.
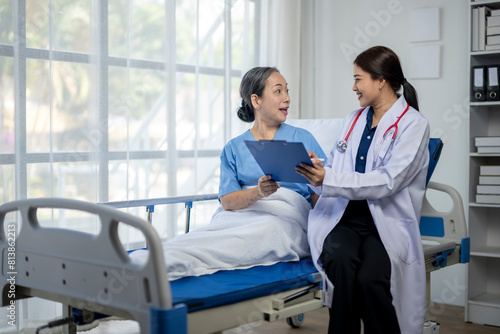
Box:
[286,118,343,155]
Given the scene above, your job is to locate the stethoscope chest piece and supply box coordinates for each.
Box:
[337,140,347,153]
[337,103,410,158]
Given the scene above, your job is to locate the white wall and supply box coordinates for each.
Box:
[312,0,469,306]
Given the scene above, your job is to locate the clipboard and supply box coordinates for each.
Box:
[244,140,313,183]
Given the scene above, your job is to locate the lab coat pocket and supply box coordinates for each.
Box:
[389,218,420,265]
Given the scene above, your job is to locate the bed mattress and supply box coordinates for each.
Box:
[170,258,318,312]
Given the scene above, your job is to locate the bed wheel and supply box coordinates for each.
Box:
[286,313,304,328]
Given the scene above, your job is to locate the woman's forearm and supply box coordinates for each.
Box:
[220,187,263,211]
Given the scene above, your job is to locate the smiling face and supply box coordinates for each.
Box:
[352,64,383,108]
[252,71,290,126]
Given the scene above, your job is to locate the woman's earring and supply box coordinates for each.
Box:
[379,86,382,90]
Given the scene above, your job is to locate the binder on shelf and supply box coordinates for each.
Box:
[475,136,500,146]
[487,66,500,101]
[487,14,500,26]
[487,35,500,45]
[477,184,500,194]
[479,7,492,50]
[473,7,479,51]
[479,175,500,185]
[477,146,500,153]
[485,44,500,50]
[476,194,500,204]
[475,136,500,153]
[479,165,500,175]
[472,66,486,101]
[486,25,500,35]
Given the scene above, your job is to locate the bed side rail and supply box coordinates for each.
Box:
[0,198,178,333]
[420,181,470,271]
[102,193,219,233]
[421,181,468,244]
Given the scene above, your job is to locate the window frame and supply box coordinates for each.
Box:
[1,0,260,204]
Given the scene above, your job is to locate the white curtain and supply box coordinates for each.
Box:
[0,0,330,330]
[0,0,259,331]
[260,0,317,119]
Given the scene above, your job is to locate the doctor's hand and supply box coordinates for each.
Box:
[257,175,280,198]
[295,151,325,187]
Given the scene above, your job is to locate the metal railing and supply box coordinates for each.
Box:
[102,193,219,233]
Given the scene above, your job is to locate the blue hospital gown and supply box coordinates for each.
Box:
[219,123,327,205]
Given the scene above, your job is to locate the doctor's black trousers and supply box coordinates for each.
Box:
[320,201,401,334]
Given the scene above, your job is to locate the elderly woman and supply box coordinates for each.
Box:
[132,66,327,280]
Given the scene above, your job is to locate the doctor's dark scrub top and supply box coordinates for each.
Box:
[219,123,327,206]
[355,107,376,173]
[341,107,377,227]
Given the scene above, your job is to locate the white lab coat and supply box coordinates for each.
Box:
[308,96,429,334]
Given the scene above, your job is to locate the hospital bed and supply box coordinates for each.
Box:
[0,118,469,334]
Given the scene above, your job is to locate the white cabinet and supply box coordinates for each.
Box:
[467,0,500,327]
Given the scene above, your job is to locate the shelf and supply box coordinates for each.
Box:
[470,101,500,106]
[468,1,500,326]
[470,153,500,157]
[470,245,500,257]
[469,202,500,208]
[470,50,500,57]
[471,0,500,8]
[468,292,500,308]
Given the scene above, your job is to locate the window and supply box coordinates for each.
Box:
[0,0,260,239]
[0,0,261,330]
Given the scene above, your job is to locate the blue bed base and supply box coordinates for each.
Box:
[72,258,319,333]
[144,258,319,333]
[171,259,318,312]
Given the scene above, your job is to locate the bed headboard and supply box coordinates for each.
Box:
[285,118,343,155]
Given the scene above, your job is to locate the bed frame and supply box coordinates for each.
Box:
[0,119,470,333]
[0,198,179,333]
[0,197,325,333]
[0,180,469,334]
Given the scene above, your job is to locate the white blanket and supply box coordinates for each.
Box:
[130,187,311,280]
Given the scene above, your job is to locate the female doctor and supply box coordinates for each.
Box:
[296,46,430,334]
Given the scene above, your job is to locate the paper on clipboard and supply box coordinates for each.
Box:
[244,140,312,183]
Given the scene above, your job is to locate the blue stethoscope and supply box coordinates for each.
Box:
[336,103,410,168]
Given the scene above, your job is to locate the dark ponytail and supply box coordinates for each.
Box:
[237,67,279,122]
[400,79,419,111]
[354,46,419,111]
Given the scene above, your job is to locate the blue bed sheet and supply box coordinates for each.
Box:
[170,258,318,312]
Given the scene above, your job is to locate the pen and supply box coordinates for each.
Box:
[311,158,325,162]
